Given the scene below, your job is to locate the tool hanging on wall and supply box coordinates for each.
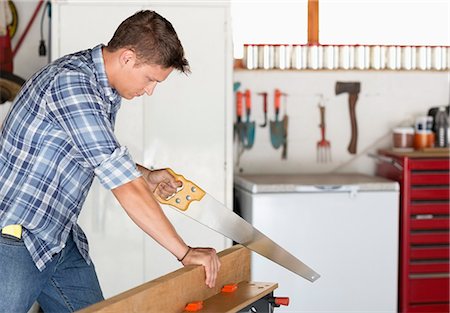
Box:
[243,89,255,148]
[335,81,361,154]
[258,92,268,127]
[270,89,289,160]
[316,95,331,163]
[281,93,288,160]
[234,91,245,163]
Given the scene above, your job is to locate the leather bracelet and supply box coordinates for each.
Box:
[178,246,192,262]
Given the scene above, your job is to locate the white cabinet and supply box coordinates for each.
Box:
[234,174,399,313]
[52,2,232,297]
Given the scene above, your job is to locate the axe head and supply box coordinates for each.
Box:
[335,81,361,95]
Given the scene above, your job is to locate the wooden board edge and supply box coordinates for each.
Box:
[77,245,250,313]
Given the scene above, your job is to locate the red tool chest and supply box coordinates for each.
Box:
[376,149,449,313]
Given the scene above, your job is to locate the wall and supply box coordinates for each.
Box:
[10,0,49,80]
[5,1,450,179]
[233,70,450,175]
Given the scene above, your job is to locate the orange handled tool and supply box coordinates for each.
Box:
[245,89,251,118]
[236,91,243,122]
[274,88,282,116]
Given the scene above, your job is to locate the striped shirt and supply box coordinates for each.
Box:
[0,44,142,271]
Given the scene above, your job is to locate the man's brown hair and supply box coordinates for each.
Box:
[106,10,190,74]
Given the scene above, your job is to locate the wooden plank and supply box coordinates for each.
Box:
[78,245,251,313]
[308,0,319,44]
[200,282,278,313]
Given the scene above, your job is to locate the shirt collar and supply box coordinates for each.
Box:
[91,44,121,105]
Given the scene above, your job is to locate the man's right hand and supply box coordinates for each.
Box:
[181,247,221,288]
[136,165,182,199]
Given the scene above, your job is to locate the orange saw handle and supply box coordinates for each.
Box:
[154,168,205,211]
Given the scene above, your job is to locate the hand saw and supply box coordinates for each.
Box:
[156,169,320,283]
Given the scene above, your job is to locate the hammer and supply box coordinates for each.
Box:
[335,81,361,154]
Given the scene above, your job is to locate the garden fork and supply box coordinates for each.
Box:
[317,102,331,163]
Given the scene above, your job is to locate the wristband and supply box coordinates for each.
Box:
[178,246,192,262]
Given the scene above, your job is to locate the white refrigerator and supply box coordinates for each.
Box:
[234,173,399,313]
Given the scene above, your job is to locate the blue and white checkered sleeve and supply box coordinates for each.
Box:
[94,146,141,189]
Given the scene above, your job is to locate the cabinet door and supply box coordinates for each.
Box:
[248,191,399,312]
[140,5,231,281]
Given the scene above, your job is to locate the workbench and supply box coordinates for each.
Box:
[77,245,285,313]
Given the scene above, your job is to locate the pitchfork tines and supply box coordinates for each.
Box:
[317,104,332,163]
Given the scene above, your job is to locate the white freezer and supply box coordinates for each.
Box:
[234,173,399,313]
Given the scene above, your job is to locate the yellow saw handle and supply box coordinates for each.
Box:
[155,168,205,211]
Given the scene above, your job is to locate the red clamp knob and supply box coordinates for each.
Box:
[274,297,290,306]
[221,283,238,293]
[184,301,203,312]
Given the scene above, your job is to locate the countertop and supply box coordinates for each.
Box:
[234,173,399,194]
[379,148,450,158]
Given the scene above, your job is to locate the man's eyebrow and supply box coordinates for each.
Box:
[148,76,162,83]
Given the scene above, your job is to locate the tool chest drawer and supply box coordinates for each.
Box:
[376,150,450,313]
[409,277,450,304]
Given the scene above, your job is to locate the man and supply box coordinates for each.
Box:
[0,10,220,312]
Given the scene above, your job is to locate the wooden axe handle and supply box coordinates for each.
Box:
[348,93,358,154]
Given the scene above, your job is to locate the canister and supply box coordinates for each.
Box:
[431,46,443,70]
[400,46,413,70]
[274,44,291,70]
[370,45,382,70]
[354,45,366,70]
[323,45,339,69]
[447,46,450,69]
[392,127,414,150]
[386,46,398,70]
[258,44,275,70]
[415,46,427,70]
[356,45,370,70]
[243,44,258,70]
[441,46,447,70]
[339,45,352,69]
[414,116,434,150]
[425,46,432,70]
[380,46,387,70]
[291,44,308,70]
[307,44,321,69]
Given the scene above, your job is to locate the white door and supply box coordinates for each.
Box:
[140,5,232,281]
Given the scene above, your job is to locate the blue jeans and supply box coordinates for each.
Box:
[0,231,104,313]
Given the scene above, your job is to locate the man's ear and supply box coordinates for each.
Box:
[119,49,136,67]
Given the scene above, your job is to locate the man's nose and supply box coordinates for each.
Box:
[144,81,158,96]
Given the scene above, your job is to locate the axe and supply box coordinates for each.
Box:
[335,81,361,154]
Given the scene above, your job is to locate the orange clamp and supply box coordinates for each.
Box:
[221,283,238,293]
[184,301,203,312]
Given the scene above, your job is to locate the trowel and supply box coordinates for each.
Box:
[270,89,286,149]
[243,89,255,148]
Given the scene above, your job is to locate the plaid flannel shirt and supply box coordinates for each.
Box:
[0,45,141,271]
